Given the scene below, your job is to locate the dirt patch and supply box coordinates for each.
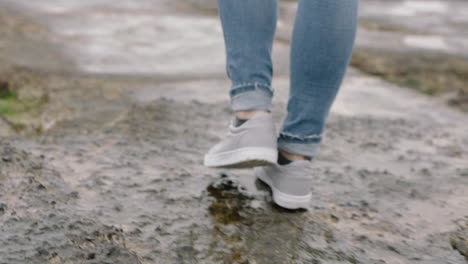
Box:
[0,116,14,137]
[359,19,429,35]
[350,48,468,111]
[0,64,152,136]
[0,69,47,132]
[0,8,140,136]
[451,217,468,261]
[0,9,47,37]
[0,67,82,135]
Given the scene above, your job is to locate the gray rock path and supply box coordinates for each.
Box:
[0,1,467,263]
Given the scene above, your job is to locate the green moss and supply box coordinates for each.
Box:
[0,91,19,115]
[0,89,44,118]
[0,90,14,99]
[0,106,12,115]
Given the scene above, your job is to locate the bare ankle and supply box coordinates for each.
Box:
[279,149,311,161]
[235,110,268,120]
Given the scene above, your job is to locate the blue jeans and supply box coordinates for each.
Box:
[217,0,359,157]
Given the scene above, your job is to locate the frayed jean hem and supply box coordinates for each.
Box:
[278,133,322,157]
[230,83,273,111]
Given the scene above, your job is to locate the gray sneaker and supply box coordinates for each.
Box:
[255,161,313,210]
[204,112,277,168]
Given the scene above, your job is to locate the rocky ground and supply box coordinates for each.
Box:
[2,94,468,263]
[0,0,468,263]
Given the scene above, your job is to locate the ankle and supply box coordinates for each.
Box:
[278,150,311,161]
[235,110,268,120]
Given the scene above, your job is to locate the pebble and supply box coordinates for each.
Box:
[2,155,12,162]
[0,202,7,214]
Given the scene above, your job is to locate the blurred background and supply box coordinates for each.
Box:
[0,0,467,135]
[0,1,467,263]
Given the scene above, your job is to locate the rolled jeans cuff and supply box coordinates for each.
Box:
[230,83,273,111]
[278,132,322,157]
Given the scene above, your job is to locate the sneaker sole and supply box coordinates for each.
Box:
[204,147,277,169]
[256,168,311,210]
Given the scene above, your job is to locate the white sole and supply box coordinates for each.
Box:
[203,147,277,169]
[256,168,311,210]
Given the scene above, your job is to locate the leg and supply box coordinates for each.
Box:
[217,0,278,112]
[204,0,279,168]
[278,0,359,158]
[254,1,359,209]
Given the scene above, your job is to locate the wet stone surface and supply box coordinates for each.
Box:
[1,98,467,263]
[0,143,141,264]
[0,0,467,263]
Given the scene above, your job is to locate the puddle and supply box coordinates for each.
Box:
[207,175,254,225]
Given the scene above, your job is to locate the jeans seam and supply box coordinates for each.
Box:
[279,132,322,140]
[230,82,274,97]
[232,82,270,89]
[231,89,272,100]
